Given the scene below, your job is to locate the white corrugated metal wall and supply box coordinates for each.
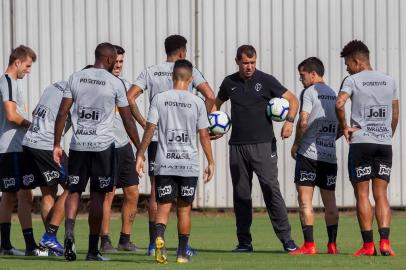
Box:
[1,0,405,207]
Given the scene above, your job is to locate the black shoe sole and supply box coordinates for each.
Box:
[64,239,76,261]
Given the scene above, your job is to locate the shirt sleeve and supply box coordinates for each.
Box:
[133,69,148,91]
[339,76,354,96]
[115,80,129,107]
[197,99,210,130]
[147,95,160,125]
[0,76,15,102]
[264,74,287,98]
[217,79,229,102]
[63,75,74,99]
[300,88,313,113]
[192,67,207,88]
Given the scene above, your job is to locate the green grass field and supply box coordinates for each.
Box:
[1,212,405,270]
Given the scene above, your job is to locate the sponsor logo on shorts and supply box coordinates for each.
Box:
[43,171,60,182]
[157,185,172,198]
[255,83,262,92]
[378,164,391,176]
[69,175,79,185]
[299,171,316,182]
[3,178,16,188]
[22,174,34,186]
[167,130,190,146]
[99,177,111,188]
[181,186,195,197]
[326,175,336,186]
[149,161,155,172]
[355,166,372,178]
[364,105,388,121]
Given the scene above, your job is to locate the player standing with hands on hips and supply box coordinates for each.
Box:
[214,45,299,252]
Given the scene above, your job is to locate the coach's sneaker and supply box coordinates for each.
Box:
[146,242,156,256]
[283,240,298,252]
[100,238,117,253]
[155,237,168,264]
[40,233,64,256]
[379,239,396,256]
[25,247,51,256]
[327,242,338,254]
[0,247,25,256]
[64,237,77,261]
[232,243,253,252]
[289,242,317,255]
[86,251,111,261]
[353,242,377,256]
[117,241,139,252]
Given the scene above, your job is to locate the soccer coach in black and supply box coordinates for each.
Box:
[214,45,299,252]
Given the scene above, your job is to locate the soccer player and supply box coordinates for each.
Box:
[53,42,141,261]
[100,45,140,253]
[128,34,215,256]
[336,40,399,256]
[214,45,299,252]
[0,45,49,256]
[135,59,215,264]
[22,81,70,256]
[289,57,339,255]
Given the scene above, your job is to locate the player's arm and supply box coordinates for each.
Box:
[291,112,310,160]
[127,85,147,129]
[53,97,73,165]
[3,101,31,128]
[335,91,357,143]
[196,82,216,112]
[135,122,156,177]
[281,90,299,139]
[199,128,215,182]
[392,100,399,134]
[118,106,141,150]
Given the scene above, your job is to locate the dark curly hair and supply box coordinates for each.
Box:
[340,40,369,59]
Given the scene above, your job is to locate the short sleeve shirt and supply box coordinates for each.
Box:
[217,70,287,144]
[147,89,209,177]
[298,83,338,163]
[64,68,128,151]
[23,81,68,150]
[0,74,28,153]
[340,70,397,145]
[113,77,132,148]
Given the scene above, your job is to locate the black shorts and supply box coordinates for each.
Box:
[348,143,392,183]
[155,175,198,203]
[0,152,38,192]
[23,146,68,187]
[294,154,337,190]
[148,141,158,177]
[115,143,139,188]
[68,145,115,193]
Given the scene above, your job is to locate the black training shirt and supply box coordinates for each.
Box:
[218,69,287,145]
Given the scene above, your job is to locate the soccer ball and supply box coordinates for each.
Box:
[267,97,289,122]
[208,111,231,135]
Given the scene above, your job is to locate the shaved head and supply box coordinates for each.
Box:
[95,42,117,60]
[172,59,193,82]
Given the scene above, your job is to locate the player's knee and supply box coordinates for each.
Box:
[124,187,139,202]
[0,192,17,207]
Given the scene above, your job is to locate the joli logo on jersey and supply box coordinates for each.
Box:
[167,130,190,145]
[318,123,336,134]
[365,105,388,121]
[79,109,100,120]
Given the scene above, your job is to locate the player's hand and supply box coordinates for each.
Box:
[53,145,63,167]
[291,144,299,160]
[203,163,215,183]
[281,121,293,139]
[209,131,223,140]
[343,127,360,143]
[135,155,145,177]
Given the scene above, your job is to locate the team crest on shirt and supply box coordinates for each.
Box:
[181,186,195,197]
[378,164,391,176]
[99,177,111,188]
[3,178,16,188]
[326,175,336,186]
[43,171,60,182]
[22,174,35,186]
[255,83,262,92]
[69,175,79,185]
[300,171,316,182]
[157,185,172,198]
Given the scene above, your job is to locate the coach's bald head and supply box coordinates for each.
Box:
[94,42,117,72]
